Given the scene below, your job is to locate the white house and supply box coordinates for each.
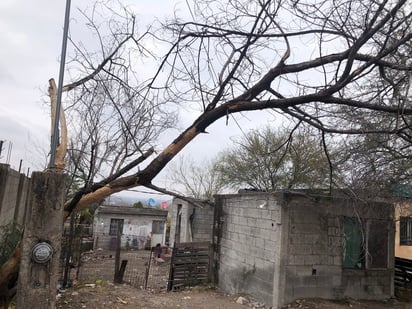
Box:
[93,205,168,250]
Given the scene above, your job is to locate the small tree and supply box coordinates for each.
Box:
[215,127,334,191]
[133,201,144,208]
[168,155,225,200]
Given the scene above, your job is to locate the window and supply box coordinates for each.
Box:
[152,220,165,234]
[109,218,124,236]
[400,217,412,245]
[343,217,364,269]
[343,217,389,269]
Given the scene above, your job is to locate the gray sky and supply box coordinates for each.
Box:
[0,0,278,202]
[0,1,66,171]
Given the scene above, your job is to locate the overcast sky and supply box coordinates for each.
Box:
[0,0,279,202]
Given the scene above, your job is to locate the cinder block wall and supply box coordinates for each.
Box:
[282,193,394,305]
[0,163,30,226]
[169,198,214,244]
[216,193,283,306]
[190,203,214,242]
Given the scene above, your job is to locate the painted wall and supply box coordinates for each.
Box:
[394,202,412,258]
[93,206,168,250]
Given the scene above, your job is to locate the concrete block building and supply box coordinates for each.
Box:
[170,191,395,308]
[215,191,394,308]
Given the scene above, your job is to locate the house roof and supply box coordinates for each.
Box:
[96,205,168,217]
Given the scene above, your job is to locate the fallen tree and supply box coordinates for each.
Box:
[1,0,412,304]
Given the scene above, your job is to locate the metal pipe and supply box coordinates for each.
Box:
[49,0,71,169]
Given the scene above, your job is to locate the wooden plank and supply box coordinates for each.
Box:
[395,257,412,293]
[167,242,212,291]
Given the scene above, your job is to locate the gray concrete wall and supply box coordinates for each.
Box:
[169,198,214,245]
[281,192,394,305]
[216,193,283,306]
[16,171,66,309]
[191,203,214,242]
[0,163,30,226]
[169,198,190,244]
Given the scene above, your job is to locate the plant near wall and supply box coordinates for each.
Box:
[0,223,22,268]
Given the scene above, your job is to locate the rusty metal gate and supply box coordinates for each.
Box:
[167,241,212,291]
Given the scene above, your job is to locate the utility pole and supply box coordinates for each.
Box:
[49,0,71,169]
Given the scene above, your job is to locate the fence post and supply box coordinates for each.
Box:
[16,171,66,308]
[113,223,122,283]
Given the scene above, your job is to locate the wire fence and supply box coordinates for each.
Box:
[67,247,172,293]
[122,246,171,292]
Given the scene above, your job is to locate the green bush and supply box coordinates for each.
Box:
[0,221,22,267]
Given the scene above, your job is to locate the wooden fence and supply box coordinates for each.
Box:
[167,241,212,291]
[395,256,412,300]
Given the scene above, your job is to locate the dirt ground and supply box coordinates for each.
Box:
[56,249,412,309]
[56,282,412,309]
[56,283,412,309]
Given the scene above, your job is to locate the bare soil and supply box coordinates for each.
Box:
[57,284,248,309]
[56,249,412,309]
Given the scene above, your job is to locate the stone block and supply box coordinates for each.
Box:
[304,255,320,265]
[301,275,317,287]
[247,217,257,227]
[255,237,265,249]
[328,226,341,236]
[333,255,342,265]
[305,234,320,245]
[260,227,276,240]
[271,210,281,221]
[250,226,262,237]
[292,286,334,300]
[238,216,248,226]
[312,244,328,254]
[264,238,278,249]
[293,255,305,265]
[289,244,312,255]
[290,234,306,244]
[328,217,340,227]
[239,225,252,235]
[292,266,314,276]
[292,210,319,224]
